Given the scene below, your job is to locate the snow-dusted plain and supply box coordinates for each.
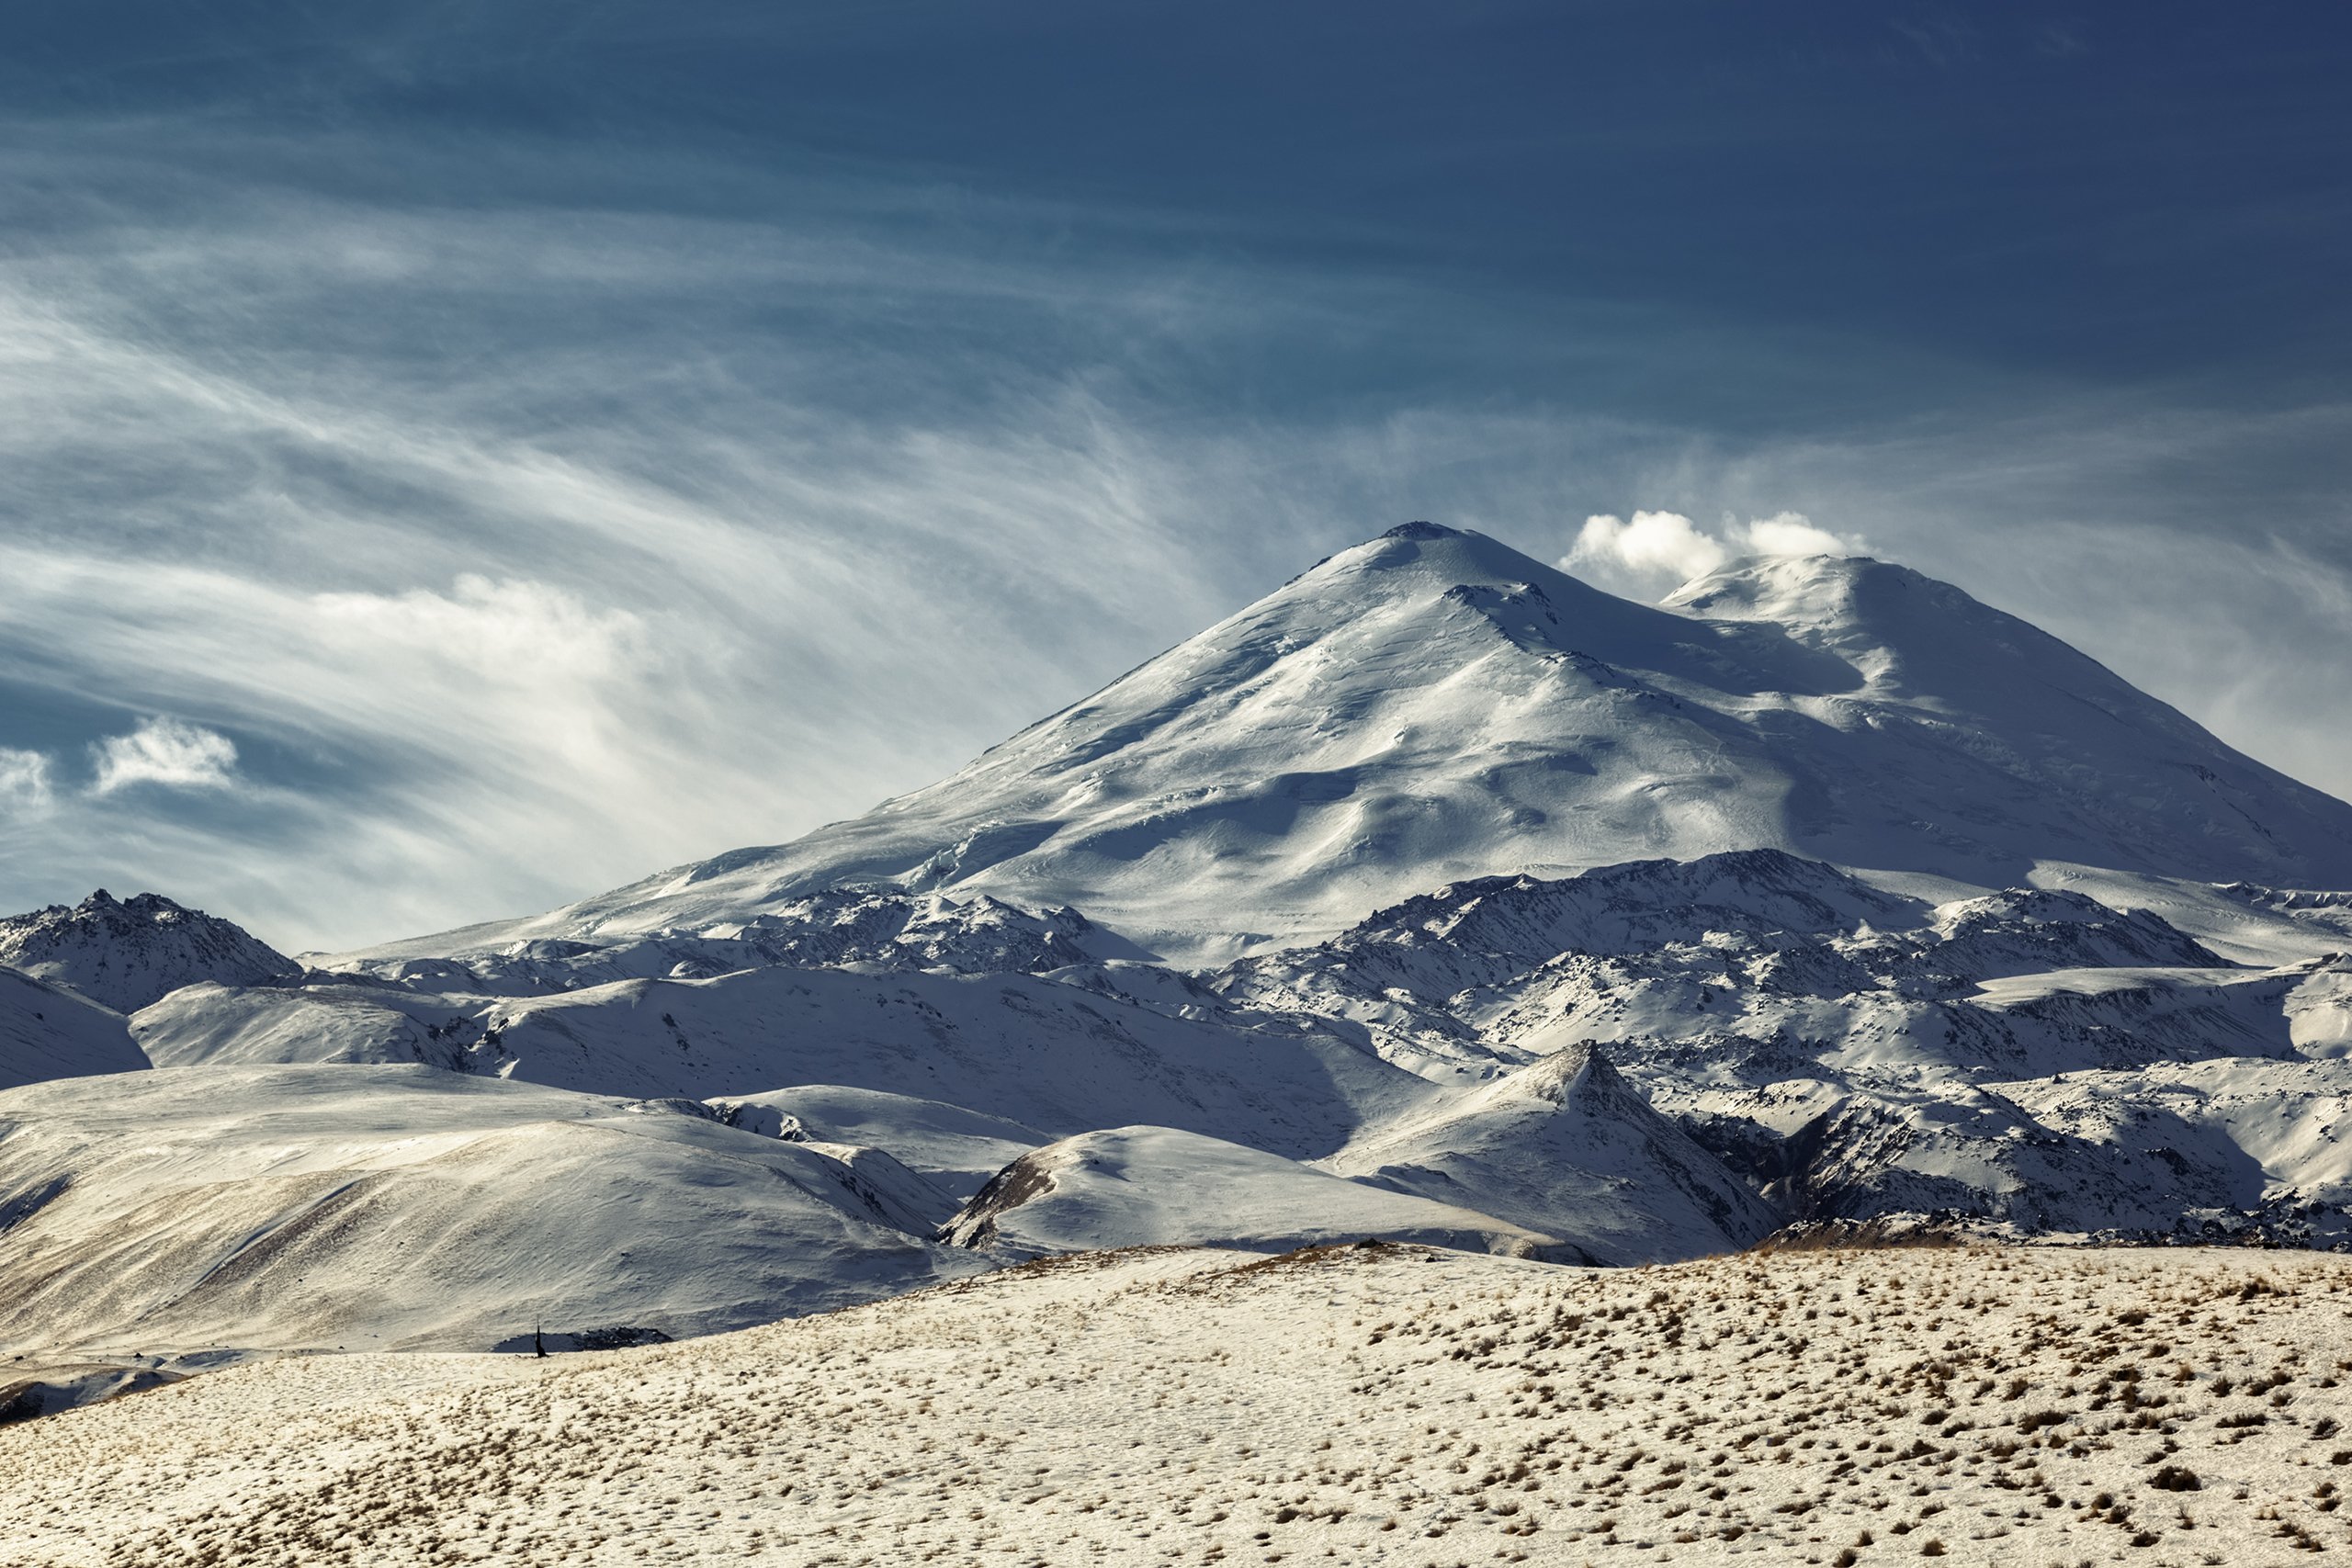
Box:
[9,1242,2352,1566]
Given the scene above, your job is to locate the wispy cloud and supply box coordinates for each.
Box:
[0,750,51,817]
[0,179,1329,945]
[2030,22,2090,61]
[1889,15,1981,70]
[90,718,239,795]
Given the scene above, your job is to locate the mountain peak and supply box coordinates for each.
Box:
[1379,520,1460,542]
[1671,548,2197,715]
[0,892,299,1013]
[1316,520,1556,582]
[1287,525,1745,674]
[78,888,187,921]
[1669,551,1958,628]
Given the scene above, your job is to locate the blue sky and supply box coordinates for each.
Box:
[1,1,2347,950]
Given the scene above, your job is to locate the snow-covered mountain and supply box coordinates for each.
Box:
[16,523,2352,1405]
[1329,1043,1783,1264]
[0,889,300,1012]
[942,1125,1576,1260]
[345,524,2352,968]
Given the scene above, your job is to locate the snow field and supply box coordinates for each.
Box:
[6,1243,2352,1566]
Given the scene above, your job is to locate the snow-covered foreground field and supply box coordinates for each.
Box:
[8,1246,2352,1566]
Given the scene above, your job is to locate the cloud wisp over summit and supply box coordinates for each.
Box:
[1564,511,1867,600]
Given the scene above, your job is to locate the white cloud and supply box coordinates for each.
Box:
[1740,510,1851,558]
[0,748,51,815]
[90,718,240,795]
[1564,508,1867,599]
[1567,511,1729,586]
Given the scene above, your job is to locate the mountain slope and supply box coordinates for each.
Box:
[132,964,1433,1156]
[131,981,498,1072]
[345,525,2352,967]
[1665,554,2352,894]
[123,951,1781,1252]
[707,1086,1049,1202]
[0,966,147,1090]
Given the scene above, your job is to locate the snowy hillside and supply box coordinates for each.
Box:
[334,889,1128,998]
[138,962,1426,1145]
[0,1066,993,1394]
[121,954,1770,1263]
[1329,1043,1782,1264]
[706,1085,1049,1201]
[0,889,300,1012]
[132,980,501,1072]
[343,524,2352,967]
